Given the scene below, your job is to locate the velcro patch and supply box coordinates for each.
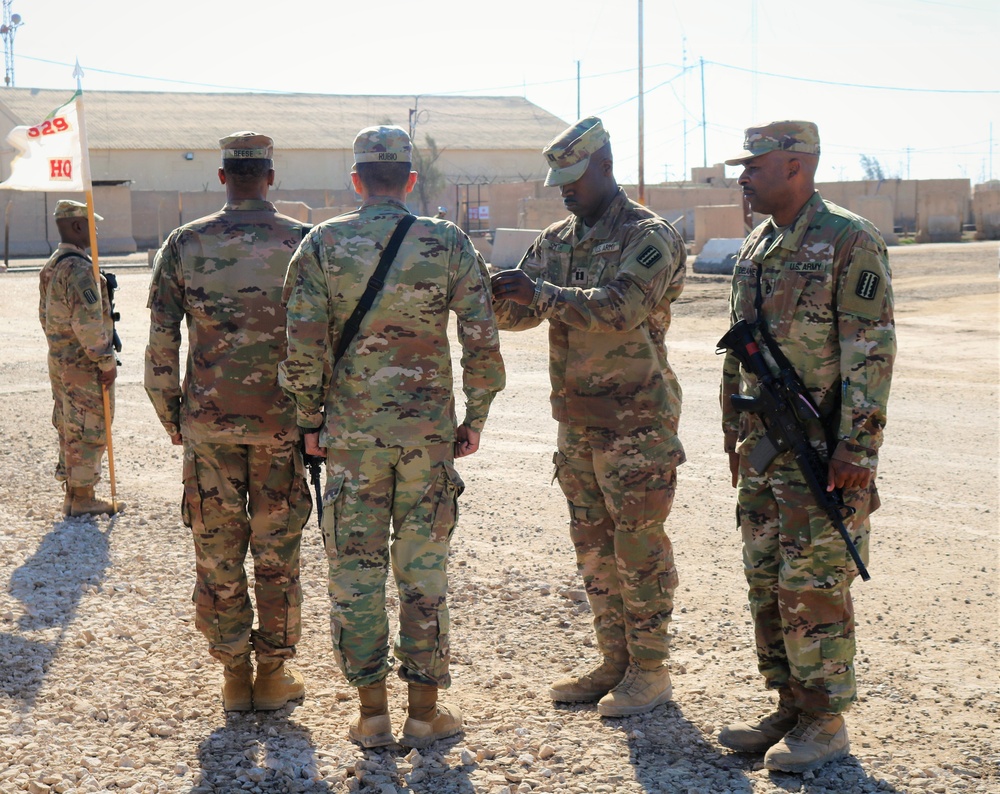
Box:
[840,247,889,320]
[636,245,662,268]
[83,288,99,305]
[571,268,588,285]
[855,270,880,300]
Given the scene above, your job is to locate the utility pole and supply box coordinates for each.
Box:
[1,1,24,87]
[700,57,707,167]
[682,37,687,183]
[637,0,645,204]
[576,60,581,120]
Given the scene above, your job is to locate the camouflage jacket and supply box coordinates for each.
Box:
[494,188,686,450]
[279,197,505,449]
[145,199,308,444]
[720,191,896,469]
[38,243,116,373]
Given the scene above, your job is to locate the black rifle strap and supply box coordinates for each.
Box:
[334,214,416,364]
[751,235,839,440]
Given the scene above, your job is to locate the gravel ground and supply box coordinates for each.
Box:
[0,241,997,794]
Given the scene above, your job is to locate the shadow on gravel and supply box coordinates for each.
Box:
[762,755,904,793]
[192,714,333,793]
[615,701,754,792]
[0,515,114,710]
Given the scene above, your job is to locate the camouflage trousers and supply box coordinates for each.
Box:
[553,423,680,665]
[49,362,113,487]
[182,440,310,667]
[321,443,463,689]
[737,449,874,714]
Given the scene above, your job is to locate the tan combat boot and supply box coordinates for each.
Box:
[548,656,628,703]
[596,659,673,717]
[222,660,253,712]
[348,679,395,748]
[718,692,801,752]
[764,712,850,773]
[252,659,305,710]
[400,682,462,749]
[66,485,125,517]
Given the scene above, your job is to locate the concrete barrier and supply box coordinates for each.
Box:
[692,238,744,275]
[490,228,540,269]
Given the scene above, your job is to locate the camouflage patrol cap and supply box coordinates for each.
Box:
[542,116,611,187]
[353,125,412,166]
[219,131,274,160]
[53,199,103,221]
[724,120,820,165]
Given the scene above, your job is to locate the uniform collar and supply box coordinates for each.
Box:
[222,199,276,212]
[767,191,824,253]
[55,242,88,255]
[361,196,410,212]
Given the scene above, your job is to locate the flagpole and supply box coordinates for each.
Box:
[74,67,117,504]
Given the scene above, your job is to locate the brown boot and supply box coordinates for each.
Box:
[596,659,673,717]
[719,691,801,753]
[222,661,253,712]
[400,682,462,749]
[548,656,628,703]
[764,712,850,773]
[66,485,125,517]
[252,659,305,710]
[348,679,395,748]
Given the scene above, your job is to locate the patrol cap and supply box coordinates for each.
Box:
[353,125,412,166]
[724,120,820,166]
[53,199,103,221]
[542,116,611,187]
[219,131,274,160]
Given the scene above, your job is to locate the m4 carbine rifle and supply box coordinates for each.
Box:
[718,319,871,581]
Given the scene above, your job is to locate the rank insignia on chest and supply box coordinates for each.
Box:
[571,268,588,285]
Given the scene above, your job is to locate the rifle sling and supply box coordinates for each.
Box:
[334,214,416,364]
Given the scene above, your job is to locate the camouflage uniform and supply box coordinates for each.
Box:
[280,197,504,689]
[145,198,311,668]
[494,186,686,664]
[720,190,896,714]
[38,242,117,487]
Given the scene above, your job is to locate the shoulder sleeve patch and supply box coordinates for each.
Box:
[83,288,99,305]
[840,247,889,320]
[636,245,662,268]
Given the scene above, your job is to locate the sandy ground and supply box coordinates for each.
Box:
[0,240,996,794]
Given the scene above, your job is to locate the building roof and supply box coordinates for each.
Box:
[0,88,568,152]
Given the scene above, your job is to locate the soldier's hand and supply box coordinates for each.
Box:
[455,424,480,458]
[828,459,872,492]
[98,367,117,386]
[170,432,183,446]
[490,270,534,305]
[304,431,326,459]
[728,451,740,488]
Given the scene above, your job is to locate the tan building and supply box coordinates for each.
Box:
[0,89,568,255]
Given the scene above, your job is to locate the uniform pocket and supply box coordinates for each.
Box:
[192,583,223,643]
[430,462,465,543]
[617,440,679,531]
[321,473,346,557]
[181,451,201,530]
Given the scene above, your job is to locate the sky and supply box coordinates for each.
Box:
[5,0,998,186]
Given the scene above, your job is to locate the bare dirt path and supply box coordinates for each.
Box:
[0,241,996,793]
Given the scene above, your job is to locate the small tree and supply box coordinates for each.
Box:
[412,135,446,216]
[860,155,885,181]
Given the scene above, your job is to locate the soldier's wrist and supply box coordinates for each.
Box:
[528,277,544,308]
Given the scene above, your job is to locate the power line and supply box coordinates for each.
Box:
[705,58,999,94]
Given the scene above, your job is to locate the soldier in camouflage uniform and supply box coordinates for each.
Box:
[280,126,504,749]
[145,132,311,713]
[491,117,686,718]
[38,200,123,517]
[716,121,895,773]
